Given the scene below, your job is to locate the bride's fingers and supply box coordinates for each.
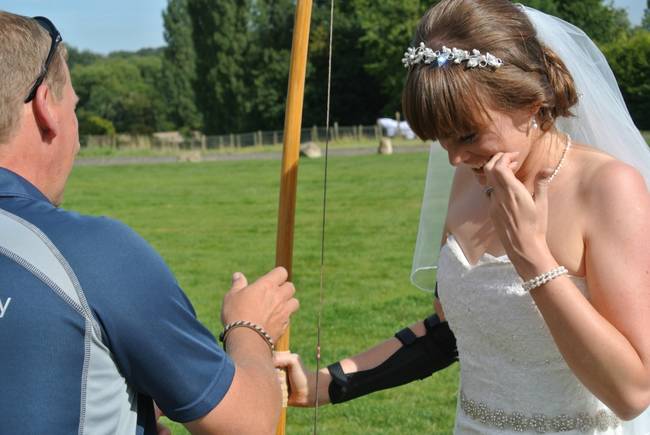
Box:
[492,152,520,182]
[273,350,298,368]
[487,153,528,198]
[483,153,503,193]
[482,152,503,173]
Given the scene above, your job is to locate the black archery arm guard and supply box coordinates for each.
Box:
[327,313,458,404]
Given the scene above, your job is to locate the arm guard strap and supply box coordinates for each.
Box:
[327,314,458,404]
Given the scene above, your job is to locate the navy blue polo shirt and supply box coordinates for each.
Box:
[0,168,235,434]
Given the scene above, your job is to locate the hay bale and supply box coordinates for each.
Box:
[378,137,393,155]
[178,151,203,163]
[300,142,322,158]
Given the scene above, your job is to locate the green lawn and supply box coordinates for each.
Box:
[65,149,457,434]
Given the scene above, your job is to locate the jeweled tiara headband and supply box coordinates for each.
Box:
[402,42,503,69]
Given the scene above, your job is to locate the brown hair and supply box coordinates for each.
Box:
[402,0,577,141]
[0,11,68,144]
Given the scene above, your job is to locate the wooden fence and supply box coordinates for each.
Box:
[80,123,385,150]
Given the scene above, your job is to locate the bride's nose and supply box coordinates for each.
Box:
[447,149,469,167]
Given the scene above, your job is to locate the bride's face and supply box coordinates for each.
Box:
[438,107,534,185]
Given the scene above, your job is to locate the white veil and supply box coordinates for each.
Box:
[521,8,650,431]
[410,5,650,432]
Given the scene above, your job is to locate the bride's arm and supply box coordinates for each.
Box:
[275,223,456,407]
[274,313,453,407]
[482,151,650,420]
[513,161,650,420]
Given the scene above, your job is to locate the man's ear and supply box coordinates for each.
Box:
[31,85,59,140]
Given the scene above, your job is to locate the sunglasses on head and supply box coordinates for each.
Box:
[24,16,63,103]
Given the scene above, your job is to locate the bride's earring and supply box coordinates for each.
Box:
[531,117,539,130]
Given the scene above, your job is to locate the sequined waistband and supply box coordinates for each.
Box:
[460,391,620,433]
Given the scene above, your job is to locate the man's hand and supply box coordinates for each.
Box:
[221,267,299,342]
[184,268,299,434]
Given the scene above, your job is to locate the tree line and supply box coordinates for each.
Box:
[70,0,650,137]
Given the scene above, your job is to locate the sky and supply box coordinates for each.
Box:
[0,0,645,54]
[2,0,168,54]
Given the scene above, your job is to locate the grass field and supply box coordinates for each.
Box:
[65,148,458,434]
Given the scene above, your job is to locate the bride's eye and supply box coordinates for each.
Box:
[459,133,477,144]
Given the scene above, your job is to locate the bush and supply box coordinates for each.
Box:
[78,110,116,136]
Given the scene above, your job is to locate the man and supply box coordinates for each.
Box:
[0,12,298,434]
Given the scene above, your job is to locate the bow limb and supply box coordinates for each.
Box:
[275,1,313,434]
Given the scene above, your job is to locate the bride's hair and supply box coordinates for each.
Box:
[402,0,578,141]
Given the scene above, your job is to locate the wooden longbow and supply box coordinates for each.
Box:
[274,1,314,434]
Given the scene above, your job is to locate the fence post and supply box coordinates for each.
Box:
[375,123,381,140]
[395,112,402,138]
[311,125,318,143]
[258,130,263,146]
[236,135,241,148]
[358,124,363,141]
[273,131,278,146]
[333,122,339,141]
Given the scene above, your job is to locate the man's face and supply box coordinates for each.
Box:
[49,63,80,206]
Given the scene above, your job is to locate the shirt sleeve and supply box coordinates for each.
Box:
[79,217,235,423]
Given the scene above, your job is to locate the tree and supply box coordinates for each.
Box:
[351,0,429,115]
[602,30,650,129]
[241,0,294,131]
[555,0,630,45]
[162,0,203,132]
[300,1,387,126]
[72,54,172,134]
[643,1,650,31]
[187,0,251,134]
[67,47,103,69]
[518,0,559,15]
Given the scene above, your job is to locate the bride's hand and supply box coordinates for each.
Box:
[274,351,319,407]
[483,152,555,278]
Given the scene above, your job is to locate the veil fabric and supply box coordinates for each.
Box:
[409,5,650,433]
[523,8,650,431]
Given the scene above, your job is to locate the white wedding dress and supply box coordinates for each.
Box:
[437,235,623,434]
[408,6,650,434]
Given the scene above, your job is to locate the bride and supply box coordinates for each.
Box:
[275,1,650,433]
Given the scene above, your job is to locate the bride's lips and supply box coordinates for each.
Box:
[470,161,488,174]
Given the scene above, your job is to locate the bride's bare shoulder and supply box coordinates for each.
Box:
[572,143,649,226]
[571,143,647,197]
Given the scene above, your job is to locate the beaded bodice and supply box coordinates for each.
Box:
[437,235,621,434]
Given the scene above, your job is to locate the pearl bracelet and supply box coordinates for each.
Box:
[219,320,275,353]
[521,266,568,292]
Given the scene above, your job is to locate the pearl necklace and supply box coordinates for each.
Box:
[546,134,571,184]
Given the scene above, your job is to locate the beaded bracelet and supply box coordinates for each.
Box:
[219,320,275,353]
[522,266,568,292]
